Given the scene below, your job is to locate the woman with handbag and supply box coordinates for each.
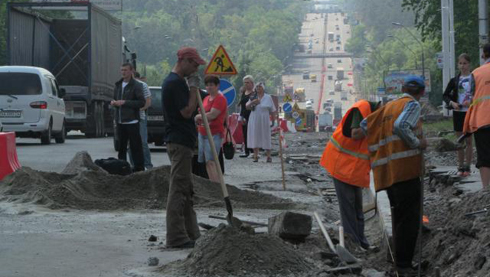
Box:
[194,75,228,182]
[246,82,276,162]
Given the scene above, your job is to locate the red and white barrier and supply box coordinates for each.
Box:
[0,132,21,180]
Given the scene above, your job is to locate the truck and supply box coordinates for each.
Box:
[294,88,306,102]
[318,113,333,132]
[7,2,132,138]
[334,102,342,121]
[336,67,344,80]
[328,32,334,42]
[334,80,342,92]
[341,91,348,100]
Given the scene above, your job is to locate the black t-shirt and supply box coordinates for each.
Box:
[162,72,196,149]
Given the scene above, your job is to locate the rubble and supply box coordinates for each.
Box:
[0,152,297,211]
[159,224,314,277]
[268,211,312,241]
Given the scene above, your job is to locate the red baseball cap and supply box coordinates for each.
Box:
[177,47,206,65]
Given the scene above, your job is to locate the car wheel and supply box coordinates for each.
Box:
[55,121,66,143]
[41,119,52,145]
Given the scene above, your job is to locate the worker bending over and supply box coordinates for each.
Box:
[320,99,381,250]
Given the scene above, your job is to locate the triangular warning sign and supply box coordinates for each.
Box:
[284,94,292,103]
[205,45,237,75]
[293,102,300,111]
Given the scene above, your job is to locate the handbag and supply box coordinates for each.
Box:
[223,127,235,160]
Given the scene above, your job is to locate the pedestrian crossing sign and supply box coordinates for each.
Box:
[205,45,237,75]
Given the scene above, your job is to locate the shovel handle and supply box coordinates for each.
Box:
[196,92,229,198]
[314,212,337,254]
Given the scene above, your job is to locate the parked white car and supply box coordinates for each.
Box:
[0,66,66,144]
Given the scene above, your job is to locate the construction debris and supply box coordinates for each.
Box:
[159,224,313,277]
[268,211,312,241]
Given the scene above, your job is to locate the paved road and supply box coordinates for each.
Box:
[15,132,170,173]
[281,12,356,125]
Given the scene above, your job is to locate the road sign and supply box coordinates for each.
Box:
[293,102,300,111]
[218,79,236,107]
[295,117,302,125]
[436,52,444,69]
[283,94,292,102]
[292,111,299,119]
[205,45,237,75]
[283,103,292,113]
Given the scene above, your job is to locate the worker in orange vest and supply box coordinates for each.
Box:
[463,43,490,188]
[361,76,427,275]
[319,99,381,250]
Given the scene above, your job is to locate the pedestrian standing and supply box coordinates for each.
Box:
[194,75,228,183]
[361,76,427,275]
[128,71,153,170]
[463,43,490,189]
[246,82,276,163]
[162,47,206,248]
[111,63,145,172]
[319,99,381,250]
[443,53,473,176]
[238,75,254,157]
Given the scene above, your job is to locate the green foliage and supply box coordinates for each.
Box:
[345,24,367,57]
[401,0,480,69]
[120,0,307,92]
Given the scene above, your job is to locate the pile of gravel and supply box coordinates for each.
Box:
[159,224,314,277]
[0,152,297,211]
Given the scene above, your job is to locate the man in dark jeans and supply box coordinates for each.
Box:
[111,63,145,172]
[162,47,206,248]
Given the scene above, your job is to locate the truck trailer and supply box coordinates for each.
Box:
[7,2,129,138]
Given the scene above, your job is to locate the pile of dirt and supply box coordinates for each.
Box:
[159,224,314,277]
[423,189,490,276]
[0,152,297,211]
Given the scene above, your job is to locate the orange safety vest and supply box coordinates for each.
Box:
[319,100,372,188]
[366,96,422,192]
[463,62,490,133]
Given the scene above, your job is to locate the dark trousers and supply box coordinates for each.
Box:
[242,123,251,155]
[386,177,422,268]
[166,143,201,247]
[117,123,144,172]
[333,178,369,248]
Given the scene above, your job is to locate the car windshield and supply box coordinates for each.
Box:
[149,88,162,110]
[0,73,42,95]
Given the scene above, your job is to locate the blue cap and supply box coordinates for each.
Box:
[403,75,425,88]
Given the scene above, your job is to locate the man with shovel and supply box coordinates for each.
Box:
[361,76,427,275]
[161,47,206,248]
[319,99,381,250]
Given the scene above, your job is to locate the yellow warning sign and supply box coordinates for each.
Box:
[284,94,292,103]
[205,45,237,75]
[293,102,300,111]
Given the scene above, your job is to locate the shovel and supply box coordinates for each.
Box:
[195,92,241,228]
[314,212,358,264]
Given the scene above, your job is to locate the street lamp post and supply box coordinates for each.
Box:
[387,35,418,70]
[392,22,425,78]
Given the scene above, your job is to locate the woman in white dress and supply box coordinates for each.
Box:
[246,83,276,162]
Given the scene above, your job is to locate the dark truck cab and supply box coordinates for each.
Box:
[147,86,165,146]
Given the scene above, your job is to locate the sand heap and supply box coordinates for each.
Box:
[423,189,490,276]
[0,152,296,211]
[159,224,313,277]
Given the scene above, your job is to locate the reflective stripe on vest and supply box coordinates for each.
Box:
[371,149,421,168]
[470,95,490,107]
[368,129,423,152]
[330,137,370,160]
